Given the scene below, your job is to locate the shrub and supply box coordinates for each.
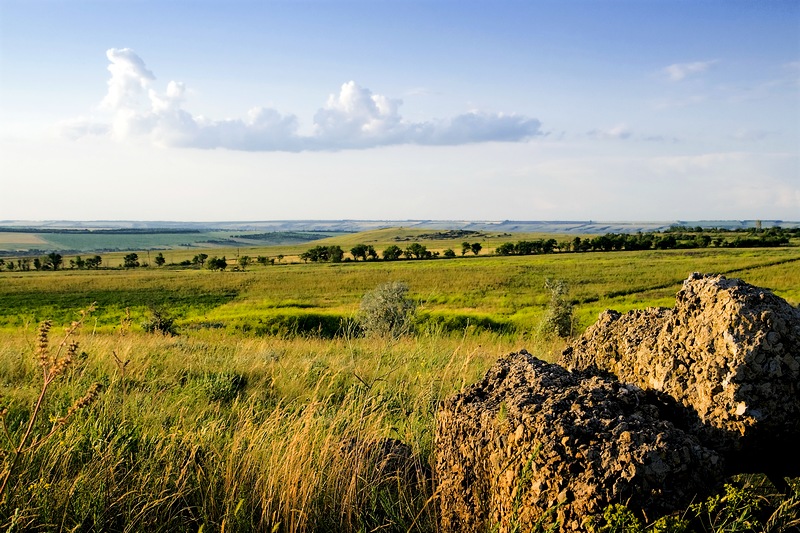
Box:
[540,278,575,338]
[202,371,247,402]
[358,282,416,338]
[141,306,178,336]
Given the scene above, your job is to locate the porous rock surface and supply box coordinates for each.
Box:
[560,273,800,461]
[435,351,723,533]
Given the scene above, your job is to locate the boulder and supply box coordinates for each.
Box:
[560,273,800,475]
[435,351,723,532]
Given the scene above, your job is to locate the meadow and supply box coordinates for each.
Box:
[1,236,799,531]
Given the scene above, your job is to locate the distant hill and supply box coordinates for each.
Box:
[2,219,797,234]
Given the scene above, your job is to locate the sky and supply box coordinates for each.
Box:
[1,0,798,222]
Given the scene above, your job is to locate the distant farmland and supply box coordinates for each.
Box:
[0,229,348,254]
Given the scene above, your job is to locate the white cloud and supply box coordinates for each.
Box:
[102,48,155,110]
[65,49,542,151]
[663,60,717,81]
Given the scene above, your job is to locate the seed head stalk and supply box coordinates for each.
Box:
[0,304,97,502]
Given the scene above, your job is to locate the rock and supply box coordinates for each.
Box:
[435,351,723,533]
[560,273,800,477]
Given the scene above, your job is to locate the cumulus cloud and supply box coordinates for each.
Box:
[65,48,542,151]
[663,60,717,81]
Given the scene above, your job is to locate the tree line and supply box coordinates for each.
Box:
[1,227,794,272]
[298,241,486,263]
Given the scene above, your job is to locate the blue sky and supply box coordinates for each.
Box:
[1,0,798,221]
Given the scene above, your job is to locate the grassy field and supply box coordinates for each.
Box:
[1,246,798,333]
[1,241,799,531]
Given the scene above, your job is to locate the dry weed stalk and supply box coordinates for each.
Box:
[0,304,103,502]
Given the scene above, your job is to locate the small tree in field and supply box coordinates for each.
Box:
[192,253,208,267]
[123,253,140,268]
[207,256,227,271]
[359,282,416,338]
[471,242,482,255]
[46,252,63,270]
[154,253,166,267]
[238,255,251,270]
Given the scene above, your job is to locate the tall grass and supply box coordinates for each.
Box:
[0,325,537,531]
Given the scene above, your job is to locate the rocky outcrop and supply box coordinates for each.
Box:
[435,274,800,531]
[560,273,800,470]
[435,351,723,533]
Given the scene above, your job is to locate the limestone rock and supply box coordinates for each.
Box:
[435,351,722,533]
[560,273,800,469]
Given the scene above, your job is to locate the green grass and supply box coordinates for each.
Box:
[1,244,799,531]
[1,247,798,333]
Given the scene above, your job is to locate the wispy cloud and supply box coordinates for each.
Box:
[587,124,633,140]
[63,48,542,151]
[662,60,717,81]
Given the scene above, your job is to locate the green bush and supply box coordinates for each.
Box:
[358,282,416,338]
[540,278,576,338]
[141,306,178,336]
[202,371,247,402]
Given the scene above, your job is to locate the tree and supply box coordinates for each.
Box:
[72,256,86,269]
[366,246,377,260]
[496,243,515,256]
[46,252,63,270]
[443,248,457,258]
[85,255,102,269]
[470,242,482,256]
[350,244,369,261]
[358,282,417,338]
[461,241,471,256]
[327,245,344,263]
[207,256,227,271]
[257,256,268,266]
[382,245,403,260]
[33,258,42,270]
[192,253,208,267]
[276,254,284,263]
[154,253,166,267]
[123,253,140,268]
[238,255,251,270]
[406,243,428,259]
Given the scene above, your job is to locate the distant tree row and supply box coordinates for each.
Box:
[300,245,345,263]
[663,224,800,235]
[300,242,485,263]
[1,253,103,271]
[496,230,792,256]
